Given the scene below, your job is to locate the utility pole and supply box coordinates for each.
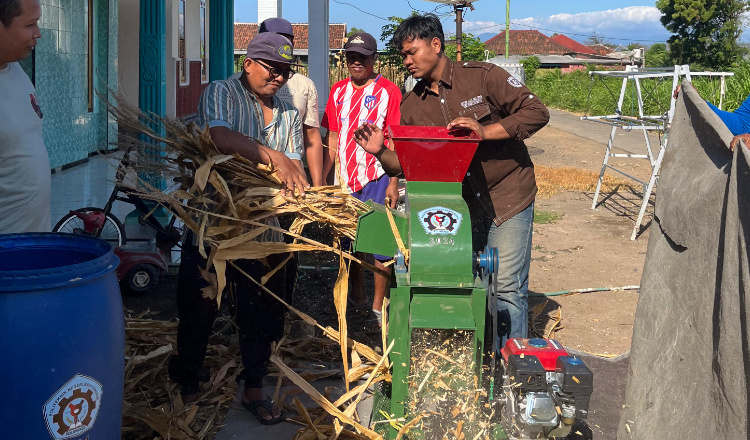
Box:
[455,3,464,61]
[505,0,510,59]
[453,1,476,62]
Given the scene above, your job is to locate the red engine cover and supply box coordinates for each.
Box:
[501,338,569,371]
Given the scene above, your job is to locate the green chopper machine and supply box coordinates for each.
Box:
[353,126,593,440]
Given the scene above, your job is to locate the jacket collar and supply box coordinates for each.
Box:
[416,58,453,97]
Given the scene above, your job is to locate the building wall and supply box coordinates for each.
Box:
[170,0,209,118]
[118,0,139,108]
[35,0,118,168]
[258,0,282,25]
[118,0,208,119]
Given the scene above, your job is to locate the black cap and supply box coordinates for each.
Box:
[259,18,294,38]
[344,32,377,56]
[246,33,296,64]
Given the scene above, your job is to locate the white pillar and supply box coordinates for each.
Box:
[258,0,282,23]
[308,0,329,117]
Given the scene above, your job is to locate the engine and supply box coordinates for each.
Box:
[500,338,593,439]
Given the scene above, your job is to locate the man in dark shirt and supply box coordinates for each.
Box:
[354,14,549,351]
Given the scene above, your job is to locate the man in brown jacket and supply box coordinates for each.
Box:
[354,14,549,352]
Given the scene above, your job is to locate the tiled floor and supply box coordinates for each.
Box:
[50,150,166,244]
[50,151,131,229]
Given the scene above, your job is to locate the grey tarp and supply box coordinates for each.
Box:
[617,82,750,439]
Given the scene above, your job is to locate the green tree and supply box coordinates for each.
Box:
[445,33,494,61]
[380,14,411,67]
[520,55,540,81]
[657,0,749,69]
[645,43,670,67]
[626,42,642,51]
[347,27,365,38]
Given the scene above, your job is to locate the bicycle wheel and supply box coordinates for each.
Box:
[53,207,127,247]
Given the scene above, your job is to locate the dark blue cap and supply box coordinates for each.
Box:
[246,32,297,65]
[259,18,294,38]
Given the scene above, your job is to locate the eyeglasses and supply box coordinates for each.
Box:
[253,59,294,79]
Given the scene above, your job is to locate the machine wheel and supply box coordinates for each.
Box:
[53,207,126,247]
[125,264,159,294]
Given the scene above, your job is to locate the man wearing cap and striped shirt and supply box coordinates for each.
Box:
[169,32,306,425]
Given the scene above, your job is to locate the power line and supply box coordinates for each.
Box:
[406,0,430,14]
[330,0,389,21]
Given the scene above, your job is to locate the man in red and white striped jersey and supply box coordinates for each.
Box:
[322,31,402,320]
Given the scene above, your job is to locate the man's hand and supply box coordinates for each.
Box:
[268,149,310,196]
[385,178,399,209]
[447,117,485,139]
[730,134,750,152]
[354,123,386,156]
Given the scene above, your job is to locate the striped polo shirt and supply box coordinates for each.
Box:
[198,75,303,243]
[322,75,401,192]
[199,75,303,160]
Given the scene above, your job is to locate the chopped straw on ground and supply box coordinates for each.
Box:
[535,164,637,198]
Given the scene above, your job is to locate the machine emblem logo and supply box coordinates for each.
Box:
[44,374,102,439]
[418,206,463,235]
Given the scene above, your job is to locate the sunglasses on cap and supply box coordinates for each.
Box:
[253,58,294,79]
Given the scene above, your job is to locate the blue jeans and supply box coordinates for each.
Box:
[474,202,534,354]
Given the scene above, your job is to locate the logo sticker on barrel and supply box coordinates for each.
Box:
[44,375,103,439]
[418,206,463,236]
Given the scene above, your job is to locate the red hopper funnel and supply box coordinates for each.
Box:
[388,126,481,183]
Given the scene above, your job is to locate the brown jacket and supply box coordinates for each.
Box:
[400,61,549,225]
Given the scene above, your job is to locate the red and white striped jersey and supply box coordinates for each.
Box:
[322,75,401,192]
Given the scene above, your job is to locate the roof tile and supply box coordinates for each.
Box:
[485,30,571,56]
[234,23,347,52]
[549,34,596,55]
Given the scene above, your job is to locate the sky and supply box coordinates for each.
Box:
[233,0,679,48]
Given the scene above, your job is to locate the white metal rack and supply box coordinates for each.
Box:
[582,65,733,240]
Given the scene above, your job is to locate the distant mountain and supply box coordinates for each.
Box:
[476,32,497,42]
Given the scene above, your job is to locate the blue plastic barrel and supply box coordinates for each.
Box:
[0,233,124,440]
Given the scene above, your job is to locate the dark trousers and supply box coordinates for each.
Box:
[169,242,288,395]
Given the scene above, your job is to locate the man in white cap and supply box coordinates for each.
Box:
[259,18,325,187]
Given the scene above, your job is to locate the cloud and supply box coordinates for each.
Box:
[514,6,672,44]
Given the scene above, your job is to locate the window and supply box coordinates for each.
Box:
[179,0,187,83]
[200,0,206,81]
[86,0,94,112]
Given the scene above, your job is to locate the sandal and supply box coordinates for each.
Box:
[241,396,284,425]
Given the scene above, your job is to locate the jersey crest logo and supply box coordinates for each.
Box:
[364,95,377,110]
[418,206,463,235]
[507,76,523,88]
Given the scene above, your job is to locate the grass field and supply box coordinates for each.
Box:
[526,60,750,117]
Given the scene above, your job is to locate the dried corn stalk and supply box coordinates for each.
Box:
[106,94,377,306]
